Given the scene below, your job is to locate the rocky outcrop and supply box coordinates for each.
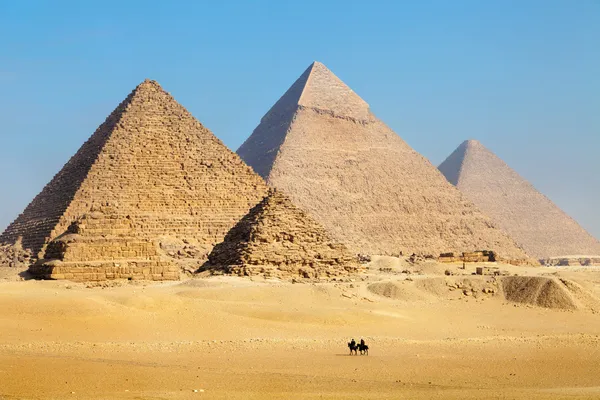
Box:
[206,190,358,280]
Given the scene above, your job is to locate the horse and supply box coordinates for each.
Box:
[348,341,358,355]
[358,343,369,355]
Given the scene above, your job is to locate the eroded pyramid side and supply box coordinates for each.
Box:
[238,63,529,260]
[206,189,359,279]
[2,80,270,280]
[0,88,138,256]
[439,140,600,259]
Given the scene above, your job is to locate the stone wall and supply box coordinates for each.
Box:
[30,261,179,282]
[540,257,600,267]
[32,211,178,281]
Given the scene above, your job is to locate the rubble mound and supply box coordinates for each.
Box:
[367,281,432,302]
[0,240,32,268]
[205,189,358,280]
[501,276,585,310]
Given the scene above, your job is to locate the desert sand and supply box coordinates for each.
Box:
[1,259,599,399]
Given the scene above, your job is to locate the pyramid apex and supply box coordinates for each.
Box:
[298,62,371,121]
[136,78,164,90]
[464,139,483,148]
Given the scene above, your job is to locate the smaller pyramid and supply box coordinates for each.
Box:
[206,189,359,279]
[439,140,600,259]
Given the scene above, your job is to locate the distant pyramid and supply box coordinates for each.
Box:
[238,62,528,259]
[207,189,358,279]
[1,80,268,280]
[439,140,600,259]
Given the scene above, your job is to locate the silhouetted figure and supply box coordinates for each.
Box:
[358,338,369,355]
[348,339,358,355]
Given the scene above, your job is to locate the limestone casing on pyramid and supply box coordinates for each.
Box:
[438,140,600,259]
[237,62,529,260]
[1,79,269,281]
[207,189,359,279]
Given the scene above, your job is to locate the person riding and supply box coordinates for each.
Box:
[350,338,356,348]
[360,338,365,347]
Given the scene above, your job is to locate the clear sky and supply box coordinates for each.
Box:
[1,0,598,238]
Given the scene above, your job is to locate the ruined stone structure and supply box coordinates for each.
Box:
[438,140,600,259]
[0,239,31,269]
[238,62,528,259]
[1,80,269,280]
[207,189,359,279]
[438,251,496,263]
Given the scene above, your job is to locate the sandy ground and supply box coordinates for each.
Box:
[1,258,599,399]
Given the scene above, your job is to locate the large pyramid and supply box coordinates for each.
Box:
[439,140,600,259]
[207,189,358,279]
[1,80,269,280]
[238,62,528,259]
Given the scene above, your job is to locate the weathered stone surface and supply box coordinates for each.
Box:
[206,189,359,280]
[1,80,269,280]
[0,239,32,268]
[238,62,528,260]
[439,140,600,259]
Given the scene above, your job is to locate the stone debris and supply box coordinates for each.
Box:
[439,139,600,259]
[238,62,528,260]
[205,189,358,280]
[500,276,599,311]
[2,79,268,281]
[0,239,32,268]
[476,266,509,276]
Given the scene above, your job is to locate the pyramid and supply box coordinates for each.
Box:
[439,140,600,259]
[0,80,269,281]
[237,62,528,259]
[206,189,358,279]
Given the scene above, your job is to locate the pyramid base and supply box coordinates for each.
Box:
[29,259,180,282]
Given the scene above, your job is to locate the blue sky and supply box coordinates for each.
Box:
[1,0,598,238]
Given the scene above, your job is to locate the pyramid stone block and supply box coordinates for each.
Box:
[439,140,600,259]
[238,62,528,260]
[1,80,269,280]
[207,189,359,279]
